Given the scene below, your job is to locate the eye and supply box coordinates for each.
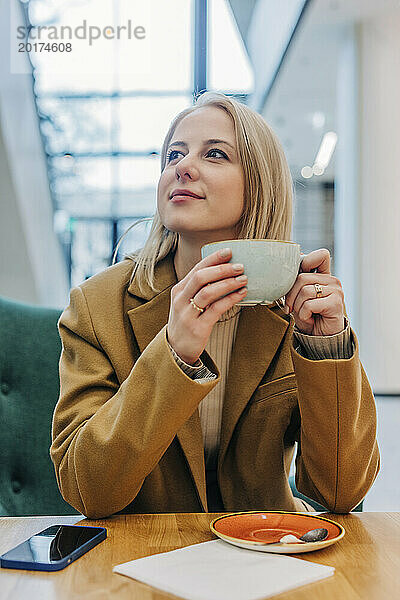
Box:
[166,147,229,163]
[166,149,184,163]
[206,148,228,159]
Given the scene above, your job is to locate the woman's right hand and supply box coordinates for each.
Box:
[166,248,248,365]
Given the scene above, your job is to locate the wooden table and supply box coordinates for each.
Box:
[0,512,399,599]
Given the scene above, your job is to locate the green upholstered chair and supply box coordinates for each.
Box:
[0,296,78,516]
[289,475,363,512]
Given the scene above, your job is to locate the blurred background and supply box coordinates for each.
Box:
[0,0,399,511]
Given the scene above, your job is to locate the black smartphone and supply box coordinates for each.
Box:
[0,524,107,571]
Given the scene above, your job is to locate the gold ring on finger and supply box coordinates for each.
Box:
[189,298,205,313]
[314,283,323,299]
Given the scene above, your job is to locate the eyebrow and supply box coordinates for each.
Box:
[168,138,236,151]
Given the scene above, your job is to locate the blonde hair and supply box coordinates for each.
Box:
[121,92,293,294]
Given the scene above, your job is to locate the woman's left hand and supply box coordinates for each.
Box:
[284,249,346,336]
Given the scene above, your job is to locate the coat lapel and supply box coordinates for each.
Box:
[126,254,208,511]
[218,304,292,471]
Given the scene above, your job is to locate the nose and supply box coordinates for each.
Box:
[175,154,200,182]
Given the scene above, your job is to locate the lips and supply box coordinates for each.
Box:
[170,189,204,200]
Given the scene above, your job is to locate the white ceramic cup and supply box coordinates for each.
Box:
[201,239,302,306]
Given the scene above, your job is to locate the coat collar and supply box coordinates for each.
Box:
[127,252,178,301]
[126,252,291,511]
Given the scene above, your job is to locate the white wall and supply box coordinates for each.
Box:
[335,25,360,334]
[0,0,69,307]
[357,12,400,394]
[335,12,400,394]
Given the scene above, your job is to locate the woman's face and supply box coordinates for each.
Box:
[157,106,245,242]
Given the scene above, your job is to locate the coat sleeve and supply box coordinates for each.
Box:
[290,328,380,513]
[50,286,220,518]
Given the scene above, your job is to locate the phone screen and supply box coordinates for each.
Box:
[1,525,105,566]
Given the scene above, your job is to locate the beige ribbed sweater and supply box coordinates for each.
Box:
[198,305,242,469]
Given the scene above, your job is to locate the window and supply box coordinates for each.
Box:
[23,0,253,285]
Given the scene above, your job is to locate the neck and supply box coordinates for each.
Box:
[173,237,202,281]
[173,230,239,281]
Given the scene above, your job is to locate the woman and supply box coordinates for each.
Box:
[51,92,379,519]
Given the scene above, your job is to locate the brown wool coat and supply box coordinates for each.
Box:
[50,253,380,519]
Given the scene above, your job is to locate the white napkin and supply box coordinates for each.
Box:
[113,540,334,600]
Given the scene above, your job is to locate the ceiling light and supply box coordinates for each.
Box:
[312,164,325,176]
[314,131,337,170]
[301,166,313,179]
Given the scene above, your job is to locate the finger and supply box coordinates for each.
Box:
[285,273,335,311]
[192,273,248,310]
[292,284,334,316]
[185,247,233,281]
[181,261,244,304]
[297,295,344,325]
[174,248,233,294]
[300,249,331,275]
[200,287,247,324]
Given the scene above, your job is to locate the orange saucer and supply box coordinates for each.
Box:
[210,511,345,554]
